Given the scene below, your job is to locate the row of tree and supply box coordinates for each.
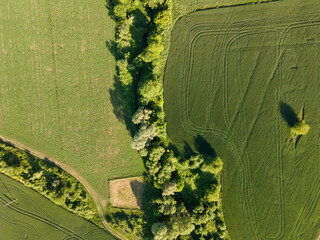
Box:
[108,0,229,239]
[0,141,100,224]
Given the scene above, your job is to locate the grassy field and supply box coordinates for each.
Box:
[0,173,116,240]
[0,0,143,201]
[172,0,272,21]
[164,0,320,239]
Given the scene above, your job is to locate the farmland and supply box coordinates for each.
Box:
[0,0,144,202]
[164,0,320,239]
[0,173,116,240]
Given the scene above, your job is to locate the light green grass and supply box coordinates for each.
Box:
[164,0,320,239]
[0,0,143,200]
[0,173,116,240]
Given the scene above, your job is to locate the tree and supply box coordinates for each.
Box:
[138,78,162,105]
[117,59,133,86]
[153,196,177,215]
[152,222,168,240]
[162,181,177,196]
[116,20,132,50]
[154,10,170,31]
[291,120,310,136]
[204,184,221,203]
[132,107,152,125]
[131,124,157,151]
[201,157,223,174]
[188,155,204,169]
[142,0,165,9]
[146,146,165,176]
[171,214,195,236]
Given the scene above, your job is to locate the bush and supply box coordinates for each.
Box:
[291,121,310,136]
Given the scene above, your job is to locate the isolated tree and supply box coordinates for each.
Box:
[291,121,310,136]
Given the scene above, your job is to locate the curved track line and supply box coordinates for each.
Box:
[176,15,320,240]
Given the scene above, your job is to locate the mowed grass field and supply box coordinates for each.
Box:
[0,0,143,200]
[0,173,116,240]
[164,0,320,239]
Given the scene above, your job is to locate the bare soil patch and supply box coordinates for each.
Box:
[109,177,144,209]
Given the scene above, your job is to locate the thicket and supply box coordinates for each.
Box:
[0,141,101,226]
[107,0,229,239]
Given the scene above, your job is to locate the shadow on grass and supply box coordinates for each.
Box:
[130,180,144,209]
[279,101,298,127]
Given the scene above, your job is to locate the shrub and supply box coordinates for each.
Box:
[291,121,310,136]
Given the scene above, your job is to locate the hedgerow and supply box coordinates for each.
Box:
[0,141,101,226]
[107,0,229,239]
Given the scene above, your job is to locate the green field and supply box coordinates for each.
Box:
[172,0,271,21]
[0,173,116,240]
[0,0,143,200]
[164,0,320,239]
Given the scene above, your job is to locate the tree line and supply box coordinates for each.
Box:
[0,141,101,225]
[107,0,229,239]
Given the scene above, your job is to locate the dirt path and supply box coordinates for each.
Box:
[0,134,127,240]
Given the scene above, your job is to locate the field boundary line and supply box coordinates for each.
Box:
[0,134,126,240]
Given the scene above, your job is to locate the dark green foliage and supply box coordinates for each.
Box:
[105,210,144,239]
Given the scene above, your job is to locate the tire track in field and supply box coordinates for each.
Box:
[277,18,320,239]
[0,134,125,240]
[0,181,83,239]
[180,15,320,239]
[182,17,318,238]
[0,195,74,238]
[181,21,278,239]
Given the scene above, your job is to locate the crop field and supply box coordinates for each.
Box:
[0,0,143,201]
[164,0,320,239]
[0,173,116,240]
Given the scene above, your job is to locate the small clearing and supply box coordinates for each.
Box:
[109,177,144,209]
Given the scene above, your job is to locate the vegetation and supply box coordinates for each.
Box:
[0,141,102,225]
[107,0,229,239]
[164,0,320,239]
[106,209,145,240]
[0,0,144,202]
[291,121,310,137]
[0,173,116,240]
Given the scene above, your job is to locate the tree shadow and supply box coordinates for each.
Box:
[130,180,144,209]
[194,135,217,158]
[279,101,298,127]
[108,77,136,136]
[105,6,150,137]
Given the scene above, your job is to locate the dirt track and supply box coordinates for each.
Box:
[0,134,127,240]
